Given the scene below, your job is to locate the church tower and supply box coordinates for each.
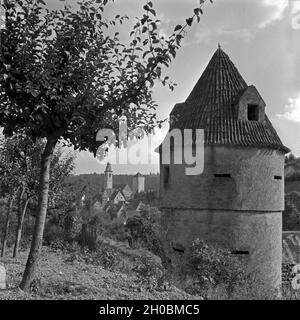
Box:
[159,46,290,292]
[104,162,113,190]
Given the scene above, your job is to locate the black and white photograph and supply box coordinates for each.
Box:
[0,0,300,304]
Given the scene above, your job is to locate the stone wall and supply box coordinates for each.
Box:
[161,208,282,290]
[159,145,285,291]
[160,145,285,212]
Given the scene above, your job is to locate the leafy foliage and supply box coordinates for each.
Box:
[188,239,247,298]
[0,133,75,203]
[0,0,211,289]
[0,0,211,151]
[126,214,165,260]
[283,194,300,231]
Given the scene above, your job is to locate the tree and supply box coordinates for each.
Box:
[8,136,45,258]
[0,0,211,291]
[283,194,300,231]
[13,184,30,257]
[0,134,76,257]
[13,144,76,257]
[0,134,27,257]
[1,193,14,257]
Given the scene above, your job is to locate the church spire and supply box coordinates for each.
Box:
[105,162,112,173]
[104,162,113,190]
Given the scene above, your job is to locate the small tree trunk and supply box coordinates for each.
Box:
[1,193,14,257]
[13,196,30,258]
[20,137,57,291]
[80,223,88,248]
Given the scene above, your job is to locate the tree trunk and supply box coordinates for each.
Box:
[1,193,14,257]
[20,137,57,291]
[13,195,30,258]
[80,223,88,248]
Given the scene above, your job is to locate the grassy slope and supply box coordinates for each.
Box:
[0,246,200,300]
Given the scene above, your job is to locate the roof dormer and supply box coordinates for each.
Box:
[236,85,266,122]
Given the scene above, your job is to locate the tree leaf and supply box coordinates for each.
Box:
[174,25,182,32]
[186,17,193,26]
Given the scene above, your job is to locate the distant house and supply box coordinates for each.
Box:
[108,189,125,204]
[111,200,144,224]
[125,201,144,218]
[114,184,133,200]
[86,163,154,223]
[100,163,133,205]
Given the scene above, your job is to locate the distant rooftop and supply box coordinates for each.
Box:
[134,172,143,177]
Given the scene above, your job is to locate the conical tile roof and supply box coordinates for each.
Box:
[170,47,289,153]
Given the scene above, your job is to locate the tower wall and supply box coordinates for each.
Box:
[132,176,145,194]
[160,145,285,291]
[162,208,282,291]
[160,146,285,211]
[104,170,113,190]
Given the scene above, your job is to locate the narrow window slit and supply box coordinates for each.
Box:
[274,176,282,180]
[173,247,185,253]
[214,174,231,178]
[172,243,185,253]
[163,165,170,185]
[231,250,249,255]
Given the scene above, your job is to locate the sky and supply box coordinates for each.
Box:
[1,0,300,174]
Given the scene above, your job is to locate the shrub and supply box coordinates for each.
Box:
[43,224,65,245]
[125,216,165,260]
[188,239,247,298]
[65,240,120,270]
[133,253,166,291]
[102,220,128,242]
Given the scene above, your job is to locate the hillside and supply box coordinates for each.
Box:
[0,243,200,300]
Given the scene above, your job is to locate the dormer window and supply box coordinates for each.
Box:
[247,104,259,121]
[236,86,265,122]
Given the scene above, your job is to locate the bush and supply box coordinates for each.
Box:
[133,254,165,291]
[64,240,120,270]
[125,216,165,261]
[188,239,247,298]
[102,220,128,242]
[43,224,65,245]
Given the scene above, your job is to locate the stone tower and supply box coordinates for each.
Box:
[132,172,145,194]
[104,162,113,190]
[159,46,290,291]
